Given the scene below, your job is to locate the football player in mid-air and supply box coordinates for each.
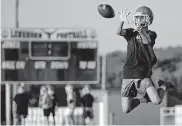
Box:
[117,6,175,113]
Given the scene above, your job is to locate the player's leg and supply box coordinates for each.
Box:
[121,96,147,113]
[88,109,94,125]
[66,105,75,125]
[158,79,175,92]
[43,109,50,125]
[15,113,21,125]
[68,111,75,125]
[146,87,161,104]
[82,108,87,125]
[121,79,145,113]
[20,115,26,125]
[155,79,175,103]
[141,78,175,105]
[64,108,69,125]
[70,107,75,125]
[85,117,94,125]
[51,107,56,125]
[83,108,94,125]
[52,115,56,125]
[139,78,161,104]
[65,107,73,125]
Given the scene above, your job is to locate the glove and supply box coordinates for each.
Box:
[119,8,131,23]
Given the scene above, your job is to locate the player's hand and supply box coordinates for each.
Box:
[135,24,143,32]
[118,8,131,23]
[55,105,58,111]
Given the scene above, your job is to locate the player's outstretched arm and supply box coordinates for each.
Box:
[116,21,125,36]
[116,8,130,36]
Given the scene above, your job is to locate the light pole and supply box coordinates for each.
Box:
[16,0,19,28]
[6,0,20,125]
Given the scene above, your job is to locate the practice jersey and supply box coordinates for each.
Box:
[118,28,157,79]
[80,93,94,108]
[13,93,29,115]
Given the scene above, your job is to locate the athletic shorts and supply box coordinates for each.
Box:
[15,113,27,119]
[121,78,155,97]
[43,107,55,117]
[67,100,76,109]
[65,107,75,116]
[83,107,94,119]
[15,113,27,125]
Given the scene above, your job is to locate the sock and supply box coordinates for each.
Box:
[159,85,166,92]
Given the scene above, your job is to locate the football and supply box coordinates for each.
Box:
[97,4,115,18]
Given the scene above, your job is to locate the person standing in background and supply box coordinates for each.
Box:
[47,85,58,125]
[13,84,30,125]
[64,84,77,125]
[80,85,95,125]
[39,85,53,125]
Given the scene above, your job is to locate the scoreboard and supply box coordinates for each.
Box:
[1,28,100,84]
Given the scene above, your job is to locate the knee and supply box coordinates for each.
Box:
[146,87,162,105]
[151,96,161,105]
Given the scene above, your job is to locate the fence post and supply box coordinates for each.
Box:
[5,83,11,125]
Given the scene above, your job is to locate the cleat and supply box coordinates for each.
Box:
[158,79,176,90]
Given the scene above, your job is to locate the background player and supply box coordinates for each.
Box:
[39,85,53,125]
[117,6,175,113]
[47,85,58,125]
[13,84,29,125]
[80,85,95,125]
[64,84,77,125]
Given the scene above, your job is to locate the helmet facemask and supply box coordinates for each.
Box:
[133,12,150,28]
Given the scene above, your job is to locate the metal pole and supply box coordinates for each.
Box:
[101,55,106,90]
[6,0,20,125]
[16,0,19,28]
[5,83,11,125]
[109,112,114,125]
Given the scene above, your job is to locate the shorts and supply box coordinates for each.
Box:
[43,107,55,117]
[16,113,27,119]
[67,100,76,109]
[121,78,155,97]
[83,107,94,119]
[15,113,27,125]
[65,107,75,116]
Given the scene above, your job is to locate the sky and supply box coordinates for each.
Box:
[1,0,182,54]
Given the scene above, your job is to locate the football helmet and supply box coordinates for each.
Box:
[65,84,73,93]
[17,85,25,94]
[133,6,154,27]
[83,85,90,94]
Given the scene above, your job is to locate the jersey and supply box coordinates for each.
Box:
[118,28,157,79]
[80,93,94,108]
[39,93,53,109]
[67,91,76,106]
[13,93,29,115]
[51,93,58,107]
